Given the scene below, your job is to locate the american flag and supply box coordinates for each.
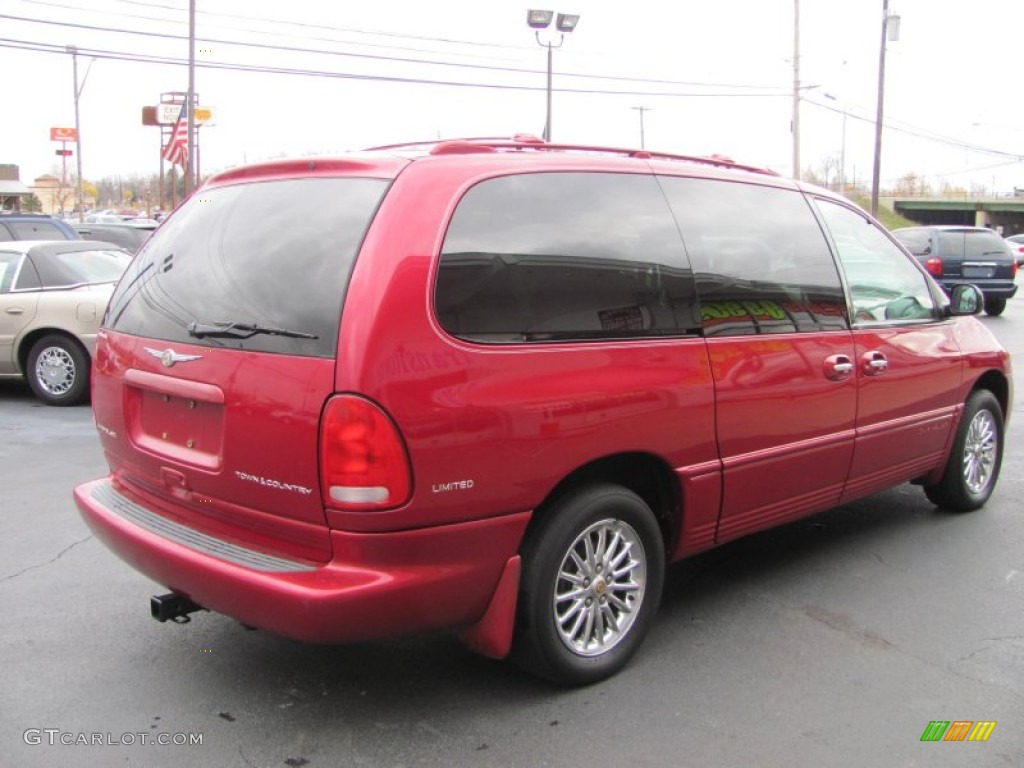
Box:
[162,102,188,167]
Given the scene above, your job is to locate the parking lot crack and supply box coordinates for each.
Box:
[0,534,93,583]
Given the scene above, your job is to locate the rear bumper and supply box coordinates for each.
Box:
[74,477,530,644]
[939,279,1018,300]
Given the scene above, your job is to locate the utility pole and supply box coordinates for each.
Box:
[792,0,801,179]
[185,0,196,196]
[871,0,900,217]
[68,46,88,221]
[631,106,652,149]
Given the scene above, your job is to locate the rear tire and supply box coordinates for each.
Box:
[513,484,664,686]
[924,390,1003,511]
[26,334,90,406]
[984,298,1006,316]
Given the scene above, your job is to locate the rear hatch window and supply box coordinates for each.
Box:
[105,177,389,355]
[936,229,1015,279]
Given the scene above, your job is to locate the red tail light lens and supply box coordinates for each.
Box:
[924,257,943,277]
[320,395,411,510]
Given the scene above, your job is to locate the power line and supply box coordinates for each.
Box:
[2,10,784,92]
[805,98,1022,161]
[7,6,1021,164]
[0,37,792,98]
[20,0,528,60]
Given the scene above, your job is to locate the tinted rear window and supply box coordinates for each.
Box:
[4,219,74,240]
[104,177,389,357]
[936,230,1010,260]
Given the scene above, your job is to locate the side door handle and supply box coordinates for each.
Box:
[4,307,24,315]
[824,354,854,381]
[861,350,888,376]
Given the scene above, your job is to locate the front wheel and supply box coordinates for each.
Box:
[26,335,90,406]
[924,390,1003,511]
[984,298,1007,316]
[513,484,665,686]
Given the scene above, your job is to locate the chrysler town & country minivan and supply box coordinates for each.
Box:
[75,137,1011,685]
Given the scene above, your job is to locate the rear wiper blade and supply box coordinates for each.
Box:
[186,320,318,340]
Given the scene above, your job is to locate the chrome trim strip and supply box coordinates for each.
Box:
[91,482,315,573]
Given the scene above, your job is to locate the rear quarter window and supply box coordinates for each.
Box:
[892,229,931,256]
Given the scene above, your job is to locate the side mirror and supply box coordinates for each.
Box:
[949,283,983,316]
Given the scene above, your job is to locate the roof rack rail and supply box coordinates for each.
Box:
[364,136,520,153]
[364,135,778,176]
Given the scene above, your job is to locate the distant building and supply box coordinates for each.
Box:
[0,164,31,210]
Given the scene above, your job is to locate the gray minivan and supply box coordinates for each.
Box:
[892,225,1018,316]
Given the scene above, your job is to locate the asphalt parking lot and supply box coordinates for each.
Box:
[3,305,1023,768]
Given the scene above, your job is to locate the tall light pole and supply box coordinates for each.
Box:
[631,106,652,149]
[527,10,580,142]
[870,0,900,217]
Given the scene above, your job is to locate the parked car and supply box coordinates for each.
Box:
[891,225,1018,315]
[1005,234,1024,267]
[0,211,78,241]
[74,137,1011,685]
[70,221,155,253]
[0,239,133,404]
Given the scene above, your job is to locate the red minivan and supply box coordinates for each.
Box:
[75,137,1012,685]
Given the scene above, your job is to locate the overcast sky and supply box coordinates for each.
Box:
[2,0,1022,196]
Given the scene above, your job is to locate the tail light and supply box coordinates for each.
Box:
[924,257,943,277]
[320,395,411,510]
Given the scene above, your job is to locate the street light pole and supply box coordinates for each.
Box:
[527,10,580,142]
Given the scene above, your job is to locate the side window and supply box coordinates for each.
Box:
[815,200,936,324]
[436,172,699,342]
[658,177,848,336]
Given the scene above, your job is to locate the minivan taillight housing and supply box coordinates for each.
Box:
[320,395,412,510]
[924,257,943,277]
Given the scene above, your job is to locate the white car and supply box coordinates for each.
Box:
[0,240,132,404]
[1005,234,1024,267]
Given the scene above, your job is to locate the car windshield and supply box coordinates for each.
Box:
[38,247,133,288]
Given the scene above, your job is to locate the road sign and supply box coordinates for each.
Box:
[150,103,216,126]
[50,127,77,142]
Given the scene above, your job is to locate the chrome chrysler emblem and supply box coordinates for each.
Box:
[144,347,203,368]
